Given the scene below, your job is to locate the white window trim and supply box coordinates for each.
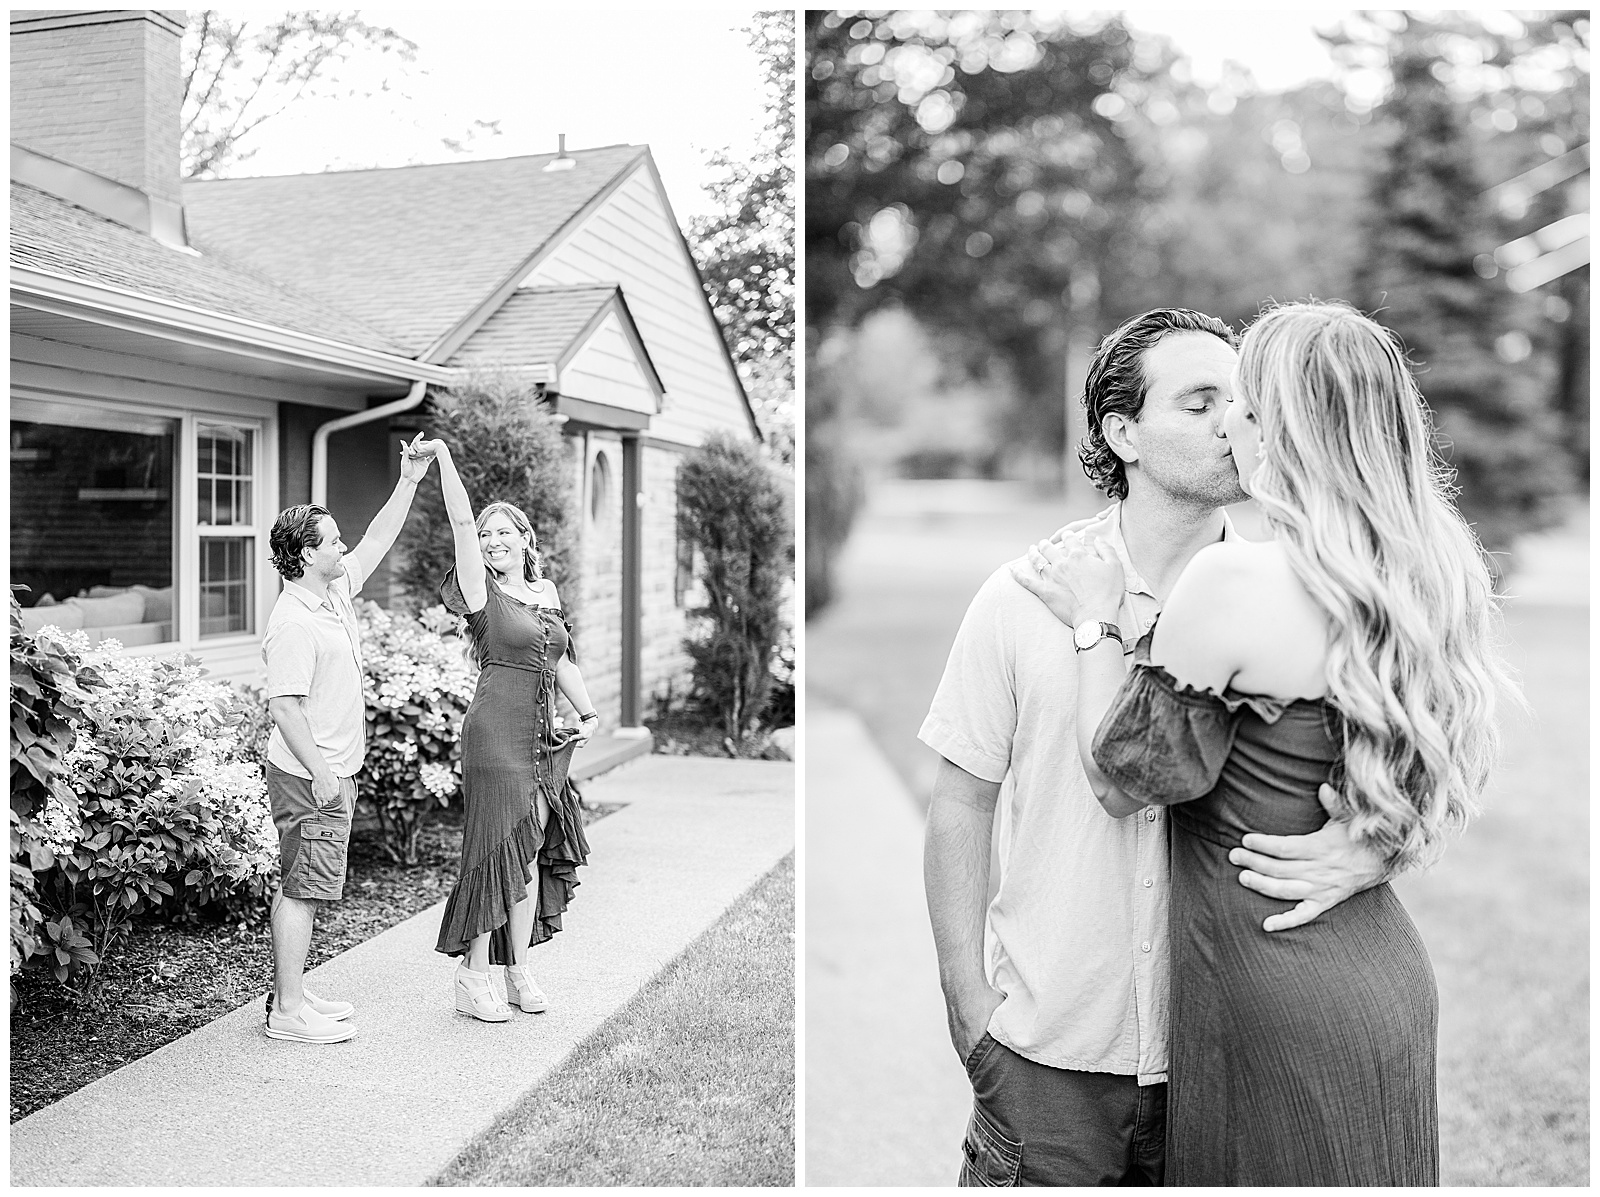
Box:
[10,389,278,659]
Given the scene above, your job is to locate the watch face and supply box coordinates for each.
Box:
[1074,620,1101,650]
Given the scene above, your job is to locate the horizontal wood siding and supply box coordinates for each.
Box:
[521,165,749,447]
[560,313,656,415]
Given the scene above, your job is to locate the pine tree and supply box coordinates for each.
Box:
[1355,27,1570,555]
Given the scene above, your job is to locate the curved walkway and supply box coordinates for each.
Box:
[10,756,794,1187]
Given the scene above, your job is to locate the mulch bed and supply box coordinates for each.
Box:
[9,801,620,1123]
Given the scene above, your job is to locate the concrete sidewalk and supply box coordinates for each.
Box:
[10,756,794,1187]
[805,704,970,1186]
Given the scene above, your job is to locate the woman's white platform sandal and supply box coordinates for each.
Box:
[506,963,549,1013]
[455,963,511,1022]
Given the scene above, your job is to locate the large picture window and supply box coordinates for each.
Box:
[11,397,268,649]
[10,403,177,646]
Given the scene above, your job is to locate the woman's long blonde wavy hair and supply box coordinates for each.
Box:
[1237,301,1517,869]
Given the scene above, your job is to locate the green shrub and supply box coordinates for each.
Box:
[355,600,477,864]
[678,432,792,741]
[18,627,277,990]
[396,369,578,614]
[9,589,105,980]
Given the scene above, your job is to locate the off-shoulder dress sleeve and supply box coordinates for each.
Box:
[1090,626,1291,807]
[440,566,493,635]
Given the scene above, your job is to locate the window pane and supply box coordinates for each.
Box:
[197,424,254,526]
[10,417,177,645]
[199,537,254,638]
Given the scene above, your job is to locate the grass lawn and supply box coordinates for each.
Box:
[1394,601,1589,1186]
[435,851,795,1188]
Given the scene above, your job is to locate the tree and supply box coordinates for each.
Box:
[1352,15,1573,555]
[807,11,1185,449]
[394,371,577,614]
[181,11,417,179]
[688,11,796,465]
[678,434,790,741]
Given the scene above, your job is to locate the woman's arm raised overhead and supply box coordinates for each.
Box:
[417,439,487,614]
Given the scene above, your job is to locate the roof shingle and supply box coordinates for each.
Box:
[446,285,616,368]
[10,181,412,353]
[182,145,648,357]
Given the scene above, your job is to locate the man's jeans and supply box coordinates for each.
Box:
[958,1034,1166,1186]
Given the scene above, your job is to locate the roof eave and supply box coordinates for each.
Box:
[11,264,454,387]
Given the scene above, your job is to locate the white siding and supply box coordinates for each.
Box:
[559,311,657,416]
[519,163,751,447]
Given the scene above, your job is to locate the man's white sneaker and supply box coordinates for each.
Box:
[506,964,549,1013]
[266,989,354,1022]
[265,1001,357,1044]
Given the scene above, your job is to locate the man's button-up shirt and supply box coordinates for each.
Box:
[262,556,368,780]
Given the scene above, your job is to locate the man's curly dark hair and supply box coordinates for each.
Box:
[269,504,332,580]
[1079,308,1238,500]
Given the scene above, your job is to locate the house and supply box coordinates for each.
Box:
[9,10,761,745]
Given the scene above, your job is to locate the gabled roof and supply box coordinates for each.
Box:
[447,284,665,398]
[447,284,616,369]
[182,144,649,358]
[10,181,410,354]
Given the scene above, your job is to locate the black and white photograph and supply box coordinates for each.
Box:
[10,8,794,1186]
[805,9,1587,1188]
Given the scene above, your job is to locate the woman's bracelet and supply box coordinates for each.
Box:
[578,711,599,722]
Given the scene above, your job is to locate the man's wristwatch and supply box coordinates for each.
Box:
[1072,620,1124,653]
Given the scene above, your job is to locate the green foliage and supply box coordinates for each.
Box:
[46,645,276,989]
[807,11,1171,443]
[395,371,578,614]
[802,357,865,616]
[678,434,791,739]
[355,600,477,865]
[689,10,795,369]
[9,587,105,978]
[181,10,418,179]
[1354,21,1573,552]
[689,12,796,467]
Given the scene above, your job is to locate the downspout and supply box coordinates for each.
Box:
[311,378,429,506]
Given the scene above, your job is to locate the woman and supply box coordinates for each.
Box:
[419,437,598,1023]
[1030,301,1512,1184]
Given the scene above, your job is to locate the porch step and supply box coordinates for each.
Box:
[570,730,653,782]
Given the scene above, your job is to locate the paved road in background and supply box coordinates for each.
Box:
[806,480,1588,1186]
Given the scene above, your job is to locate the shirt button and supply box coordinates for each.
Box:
[1145,809,1156,822]
[1143,878,1153,888]
[1141,942,1151,953]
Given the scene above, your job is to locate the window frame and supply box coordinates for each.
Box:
[10,389,277,656]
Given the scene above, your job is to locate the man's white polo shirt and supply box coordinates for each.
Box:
[263,555,368,780]
[918,501,1238,1084]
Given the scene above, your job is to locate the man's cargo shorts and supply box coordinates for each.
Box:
[267,763,356,901]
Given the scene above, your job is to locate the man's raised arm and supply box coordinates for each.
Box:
[347,432,433,583]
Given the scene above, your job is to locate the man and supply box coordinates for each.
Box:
[920,309,1388,1184]
[261,434,435,1044]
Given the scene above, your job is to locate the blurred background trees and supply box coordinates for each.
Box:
[806,9,1589,606]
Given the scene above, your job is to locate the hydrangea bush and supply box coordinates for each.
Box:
[10,592,106,984]
[356,600,477,864]
[22,626,276,989]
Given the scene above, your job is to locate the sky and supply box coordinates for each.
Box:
[216,9,774,221]
[222,8,1358,219]
[1125,9,1345,92]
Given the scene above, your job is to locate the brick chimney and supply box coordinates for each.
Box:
[11,10,188,245]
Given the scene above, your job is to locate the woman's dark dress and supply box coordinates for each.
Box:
[1092,629,1438,1187]
[434,567,589,964]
